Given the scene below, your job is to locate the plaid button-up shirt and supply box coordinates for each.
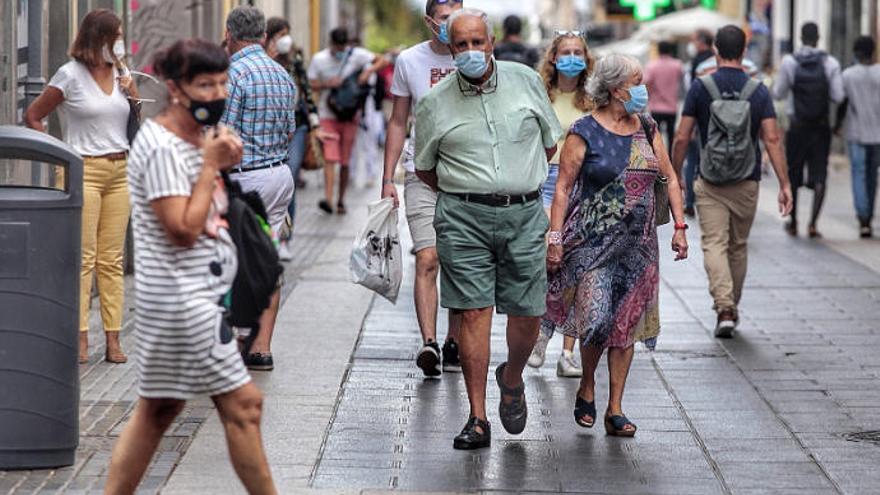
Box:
[221,44,297,169]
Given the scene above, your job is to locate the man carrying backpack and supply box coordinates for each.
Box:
[308,28,388,214]
[672,25,793,338]
[772,22,845,238]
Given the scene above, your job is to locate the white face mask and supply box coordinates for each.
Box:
[104,39,125,64]
[276,35,293,55]
[686,42,698,58]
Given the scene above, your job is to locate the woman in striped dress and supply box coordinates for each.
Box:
[104,39,276,494]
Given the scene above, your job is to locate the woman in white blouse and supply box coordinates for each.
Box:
[25,9,139,364]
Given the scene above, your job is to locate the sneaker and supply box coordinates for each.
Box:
[243,352,274,371]
[442,339,462,373]
[714,310,737,339]
[528,333,550,368]
[556,350,582,377]
[416,341,441,378]
[277,240,293,261]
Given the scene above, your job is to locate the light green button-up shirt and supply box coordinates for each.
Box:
[414,61,563,195]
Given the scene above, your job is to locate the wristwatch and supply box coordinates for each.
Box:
[548,231,563,245]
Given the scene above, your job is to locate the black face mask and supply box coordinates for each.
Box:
[178,85,226,126]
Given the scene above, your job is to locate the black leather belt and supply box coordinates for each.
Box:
[228,161,285,174]
[447,190,540,207]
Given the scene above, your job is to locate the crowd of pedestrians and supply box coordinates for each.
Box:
[16,0,880,489]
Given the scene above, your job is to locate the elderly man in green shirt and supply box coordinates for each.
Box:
[415,7,563,450]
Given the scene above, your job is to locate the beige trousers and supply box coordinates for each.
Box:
[694,179,759,316]
[79,157,130,332]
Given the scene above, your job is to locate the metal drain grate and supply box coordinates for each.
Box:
[844,431,880,444]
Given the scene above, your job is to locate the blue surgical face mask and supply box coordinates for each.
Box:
[623,84,649,114]
[556,55,587,78]
[432,20,450,44]
[334,50,346,61]
[454,50,490,79]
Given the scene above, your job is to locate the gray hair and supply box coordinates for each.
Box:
[226,6,266,42]
[586,54,643,107]
[446,8,495,44]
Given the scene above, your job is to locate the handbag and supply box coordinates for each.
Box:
[301,127,326,171]
[119,66,141,144]
[637,114,671,226]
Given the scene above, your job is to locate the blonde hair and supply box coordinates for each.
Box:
[539,35,594,113]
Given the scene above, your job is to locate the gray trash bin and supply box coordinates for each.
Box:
[0,125,82,469]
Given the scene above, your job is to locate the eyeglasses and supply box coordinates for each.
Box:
[554,30,586,38]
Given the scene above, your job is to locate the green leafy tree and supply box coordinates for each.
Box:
[362,0,431,53]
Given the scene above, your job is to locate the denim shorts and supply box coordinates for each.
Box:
[542,164,559,208]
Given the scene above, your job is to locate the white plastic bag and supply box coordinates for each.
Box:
[350,198,402,303]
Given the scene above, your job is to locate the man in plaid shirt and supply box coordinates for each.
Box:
[222,6,297,372]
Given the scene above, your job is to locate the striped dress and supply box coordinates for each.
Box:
[127,119,250,399]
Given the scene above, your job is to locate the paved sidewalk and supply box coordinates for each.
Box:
[2,164,879,494]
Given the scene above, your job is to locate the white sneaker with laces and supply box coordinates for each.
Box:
[556,350,583,378]
[528,333,550,368]
[278,240,293,261]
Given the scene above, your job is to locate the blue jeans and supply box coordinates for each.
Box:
[286,125,309,224]
[685,138,700,209]
[542,164,559,208]
[847,142,880,222]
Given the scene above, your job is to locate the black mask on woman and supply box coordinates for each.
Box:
[177,84,226,126]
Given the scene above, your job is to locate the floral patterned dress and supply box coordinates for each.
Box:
[545,114,660,350]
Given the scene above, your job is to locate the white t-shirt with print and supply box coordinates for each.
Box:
[48,60,130,156]
[391,41,457,172]
[307,47,375,120]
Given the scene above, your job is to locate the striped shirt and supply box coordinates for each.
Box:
[221,44,297,170]
[128,119,250,399]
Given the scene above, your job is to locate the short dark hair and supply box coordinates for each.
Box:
[153,38,229,83]
[266,17,290,42]
[658,40,676,56]
[503,15,522,36]
[715,25,746,61]
[330,28,348,46]
[801,22,819,45]
[696,29,714,48]
[70,9,122,68]
[854,35,876,61]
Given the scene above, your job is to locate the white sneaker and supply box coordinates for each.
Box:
[278,240,293,261]
[528,333,550,368]
[556,350,582,378]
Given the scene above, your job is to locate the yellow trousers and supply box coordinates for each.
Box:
[79,157,130,332]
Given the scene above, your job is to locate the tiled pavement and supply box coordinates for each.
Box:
[2,163,880,494]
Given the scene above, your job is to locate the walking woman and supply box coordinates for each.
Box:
[265,17,320,260]
[545,54,689,437]
[528,30,594,378]
[103,39,276,494]
[25,8,136,363]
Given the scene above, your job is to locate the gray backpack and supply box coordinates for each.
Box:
[699,75,760,185]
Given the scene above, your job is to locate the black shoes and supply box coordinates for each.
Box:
[416,341,442,378]
[318,199,333,214]
[442,339,461,373]
[243,352,274,371]
[495,362,527,435]
[453,416,491,450]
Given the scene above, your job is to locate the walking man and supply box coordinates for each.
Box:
[415,8,562,449]
[838,35,880,238]
[382,0,464,378]
[493,15,541,69]
[221,6,297,371]
[672,25,793,338]
[308,28,388,214]
[772,22,844,238]
[683,29,716,217]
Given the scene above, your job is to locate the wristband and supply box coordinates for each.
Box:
[674,223,689,231]
[382,179,394,185]
[548,231,563,245]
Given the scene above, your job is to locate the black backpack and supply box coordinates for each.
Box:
[221,174,283,331]
[792,52,830,125]
[328,50,370,122]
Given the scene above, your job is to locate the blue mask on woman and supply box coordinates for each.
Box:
[455,50,490,79]
[437,23,450,44]
[556,55,587,78]
[623,84,649,114]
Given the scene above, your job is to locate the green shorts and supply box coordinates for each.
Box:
[434,193,549,316]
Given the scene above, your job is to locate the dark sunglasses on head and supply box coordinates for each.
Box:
[427,0,463,14]
[554,30,586,38]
